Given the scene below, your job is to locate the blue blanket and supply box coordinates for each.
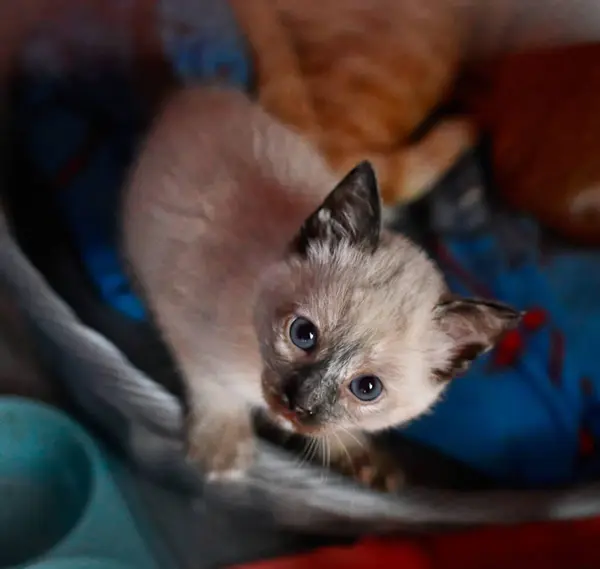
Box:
[400,227,600,486]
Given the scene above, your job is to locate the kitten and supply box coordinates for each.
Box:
[122,86,519,488]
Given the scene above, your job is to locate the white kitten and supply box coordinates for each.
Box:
[122,86,518,487]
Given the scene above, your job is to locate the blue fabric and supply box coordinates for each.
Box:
[160,0,251,86]
[165,29,250,87]
[17,74,147,320]
[398,223,600,487]
[543,248,600,481]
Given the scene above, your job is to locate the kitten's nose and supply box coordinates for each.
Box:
[282,381,315,418]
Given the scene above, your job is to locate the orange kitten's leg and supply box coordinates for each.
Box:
[229,0,321,137]
[323,118,476,210]
[376,117,476,206]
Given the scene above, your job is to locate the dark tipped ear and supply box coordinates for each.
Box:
[291,161,382,256]
[433,297,522,381]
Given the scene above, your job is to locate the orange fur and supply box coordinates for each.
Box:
[230,0,475,205]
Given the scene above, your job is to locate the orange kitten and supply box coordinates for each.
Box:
[230,0,475,206]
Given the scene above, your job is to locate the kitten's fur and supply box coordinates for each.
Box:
[122,87,518,486]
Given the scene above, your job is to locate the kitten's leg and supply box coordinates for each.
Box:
[323,117,475,211]
[324,430,405,493]
[376,117,476,207]
[185,399,255,481]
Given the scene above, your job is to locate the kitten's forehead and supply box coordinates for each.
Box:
[302,235,445,328]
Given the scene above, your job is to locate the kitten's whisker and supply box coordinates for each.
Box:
[306,438,317,466]
[318,437,328,482]
[295,438,310,468]
[333,431,355,477]
[310,437,321,467]
[321,436,331,483]
[298,437,316,469]
[340,427,365,450]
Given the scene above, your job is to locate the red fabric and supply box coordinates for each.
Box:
[232,518,600,569]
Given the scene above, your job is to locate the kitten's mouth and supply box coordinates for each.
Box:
[262,389,324,436]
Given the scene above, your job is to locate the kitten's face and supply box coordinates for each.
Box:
[255,162,520,437]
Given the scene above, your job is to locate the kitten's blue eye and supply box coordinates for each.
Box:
[349,375,383,402]
[289,317,318,351]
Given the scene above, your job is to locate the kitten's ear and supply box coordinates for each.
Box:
[291,161,382,256]
[433,297,522,381]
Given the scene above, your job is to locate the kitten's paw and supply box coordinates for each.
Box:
[205,467,247,483]
[355,457,405,493]
[186,429,255,482]
[339,447,405,493]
